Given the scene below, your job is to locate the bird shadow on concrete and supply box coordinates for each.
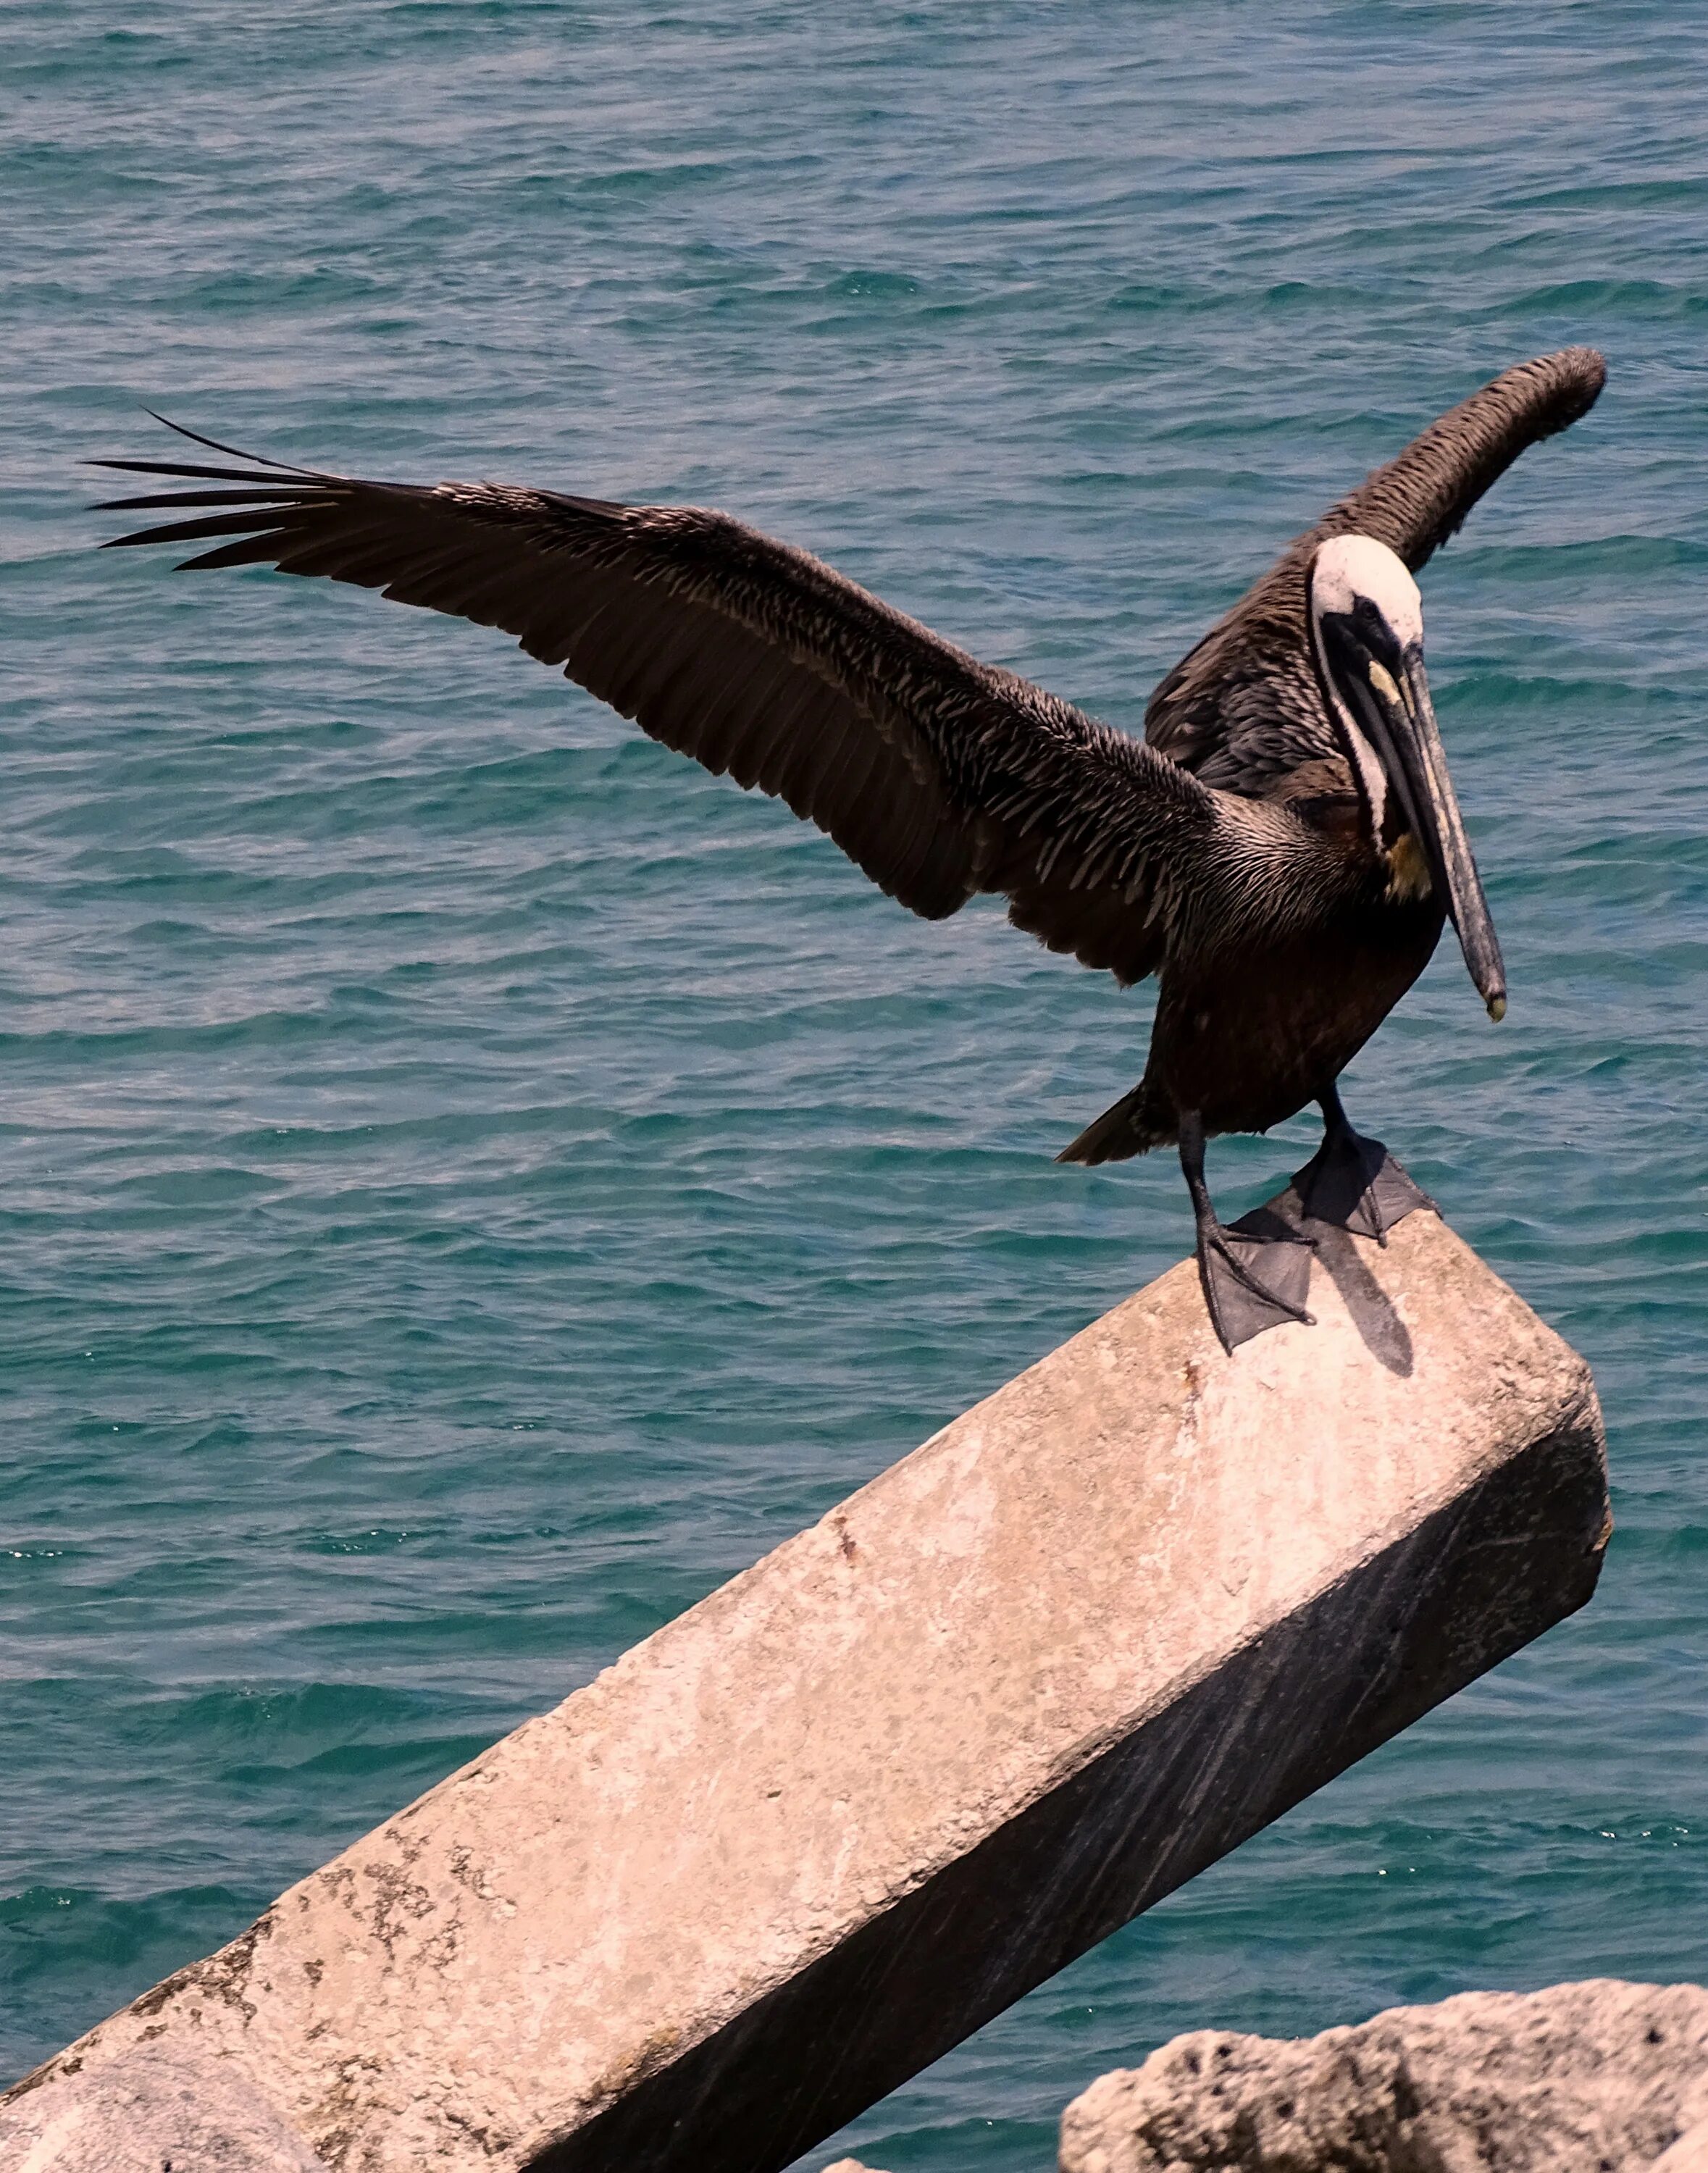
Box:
[1232,1186,1418,1378]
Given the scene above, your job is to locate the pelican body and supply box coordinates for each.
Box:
[96,348,1604,1348]
[1073,537,1463,1154]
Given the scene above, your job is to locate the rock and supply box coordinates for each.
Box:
[1656,2118,1708,2172]
[0,2046,329,2173]
[1060,1980,1708,2173]
[819,2161,889,2172]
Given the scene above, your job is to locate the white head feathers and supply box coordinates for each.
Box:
[1310,534,1423,649]
[1307,534,1426,837]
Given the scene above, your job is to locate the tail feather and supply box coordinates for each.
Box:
[1056,1081,1176,1167]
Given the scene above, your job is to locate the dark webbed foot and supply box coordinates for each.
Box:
[1179,1110,1316,1354]
[1197,1207,1318,1352]
[1293,1086,1435,1244]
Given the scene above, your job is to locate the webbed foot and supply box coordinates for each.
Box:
[1197,1205,1318,1353]
[1293,1092,1434,1244]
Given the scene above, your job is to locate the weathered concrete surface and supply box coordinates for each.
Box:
[1060,1980,1708,2173]
[1,1199,1608,2173]
[1657,2116,1708,2172]
[0,2046,330,2173]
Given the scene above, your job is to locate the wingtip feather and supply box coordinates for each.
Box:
[139,410,322,476]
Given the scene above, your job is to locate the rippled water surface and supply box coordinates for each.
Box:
[5,4,1708,2164]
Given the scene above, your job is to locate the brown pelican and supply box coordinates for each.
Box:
[95,347,1604,1349]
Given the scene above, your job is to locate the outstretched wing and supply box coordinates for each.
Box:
[96,424,1268,988]
[1144,346,1607,794]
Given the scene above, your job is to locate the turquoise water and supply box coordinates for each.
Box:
[4,4,1708,2164]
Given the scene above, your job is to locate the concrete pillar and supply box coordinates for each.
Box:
[1,1197,1609,2173]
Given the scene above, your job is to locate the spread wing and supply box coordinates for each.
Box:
[1144,346,1607,795]
[96,425,1284,989]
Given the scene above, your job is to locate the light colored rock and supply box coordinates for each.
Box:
[1656,2116,1708,2172]
[3,1201,1607,2173]
[1060,1980,1708,2173]
[0,2046,329,2172]
[819,2161,889,2172]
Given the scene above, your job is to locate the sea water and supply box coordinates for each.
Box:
[4,6,1707,2165]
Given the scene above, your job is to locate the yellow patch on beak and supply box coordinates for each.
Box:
[1367,659,1403,708]
[1384,829,1432,903]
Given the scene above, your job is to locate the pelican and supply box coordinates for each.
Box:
[96,347,1604,1349]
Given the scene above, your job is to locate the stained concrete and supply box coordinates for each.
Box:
[1060,1980,1708,2173]
[1,1198,1608,2173]
[1657,2119,1708,2172]
[0,2046,330,2173]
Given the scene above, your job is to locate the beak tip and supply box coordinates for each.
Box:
[1486,994,1507,1023]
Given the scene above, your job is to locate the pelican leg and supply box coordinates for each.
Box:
[1179,1112,1316,1353]
[1292,1083,1434,1245]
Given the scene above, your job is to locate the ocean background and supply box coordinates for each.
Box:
[4,4,1707,2163]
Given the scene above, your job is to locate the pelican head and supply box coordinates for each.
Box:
[1308,533,1506,1021]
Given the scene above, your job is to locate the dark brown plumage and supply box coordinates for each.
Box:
[94,347,1606,1349]
[1145,346,1607,791]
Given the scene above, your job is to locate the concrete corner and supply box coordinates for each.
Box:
[0,2046,330,2173]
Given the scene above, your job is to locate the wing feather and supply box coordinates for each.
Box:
[1145,347,1605,792]
[97,434,1258,979]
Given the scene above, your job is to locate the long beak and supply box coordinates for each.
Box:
[1368,647,1507,1021]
